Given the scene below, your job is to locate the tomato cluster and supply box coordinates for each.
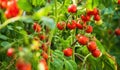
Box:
[57,5,102,58]
[0,0,19,19]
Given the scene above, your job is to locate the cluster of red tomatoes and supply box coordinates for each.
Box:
[57,4,102,58]
[0,0,19,19]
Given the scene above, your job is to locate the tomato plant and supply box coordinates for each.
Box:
[0,0,120,70]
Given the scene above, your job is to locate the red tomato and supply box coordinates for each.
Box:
[56,22,66,30]
[92,49,101,58]
[63,48,73,57]
[41,43,48,52]
[94,14,100,21]
[87,41,97,52]
[41,52,48,60]
[78,35,89,45]
[67,20,76,30]
[93,8,99,15]
[76,21,83,29]
[33,23,41,32]
[39,59,48,70]
[16,59,31,70]
[86,25,93,33]
[118,0,120,4]
[7,48,15,57]
[39,34,46,40]
[68,4,77,13]
[115,28,120,36]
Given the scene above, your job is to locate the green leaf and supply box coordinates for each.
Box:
[65,60,74,70]
[96,39,106,53]
[1,41,10,47]
[33,6,51,20]
[17,0,32,12]
[86,0,99,10]
[69,60,77,70]
[0,34,9,40]
[41,17,55,30]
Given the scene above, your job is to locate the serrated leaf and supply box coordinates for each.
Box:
[69,60,77,70]
[65,60,74,70]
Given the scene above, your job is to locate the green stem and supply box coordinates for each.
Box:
[81,53,91,70]
[48,0,57,69]
[0,16,20,30]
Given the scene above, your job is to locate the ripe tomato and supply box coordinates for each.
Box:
[33,23,41,32]
[41,52,48,60]
[39,34,46,40]
[56,22,66,30]
[41,43,48,52]
[68,4,77,13]
[39,59,48,70]
[93,8,99,15]
[92,49,101,58]
[86,9,93,16]
[5,10,12,19]
[16,59,31,70]
[0,0,7,9]
[76,21,83,29]
[63,48,73,57]
[86,25,93,33]
[81,15,86,22]
[7,48,15,57]
[67,20,76,30]
[94,14,100,21]
[87,41,97,52]
[118,0,120,4]
[115,28,120,36]
[78,35,89,45]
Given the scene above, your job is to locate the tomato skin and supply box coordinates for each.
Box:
[39,34,46,40]
[86,25,93,33]
[0,0,7,9]
[41,52,48,60]
[81,15,86,22]
[67,20,76,30]
[92,49,101,58]
[4,0,19,18]
[118,0,120,4]
[41,43,48,52]
[68,4,77,13]
[57,22,66,30]
[93,8,99,15]
[16,59,31,70]
[39,59,48,70]
[33,23,41,32]
[78,36,89,45]
[63,48,73,57]
[94,15,100,21]
[7,48,15,57]
[87,41,97,52]
[76,21,83,29]
[86,9,93,16]
[115,28,120,36]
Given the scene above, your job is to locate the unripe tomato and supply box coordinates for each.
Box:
[92,49,101,58]
[63,48,73,57]
[95,20,103,25]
